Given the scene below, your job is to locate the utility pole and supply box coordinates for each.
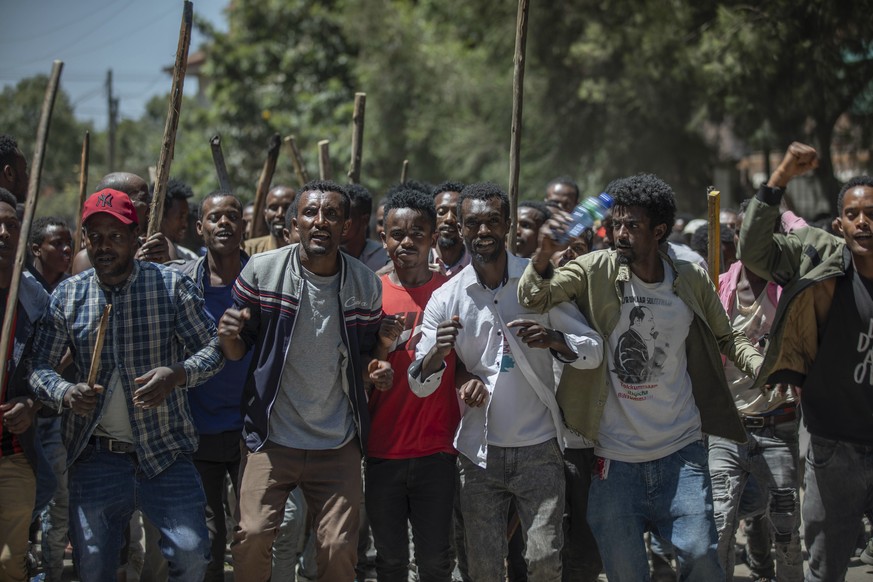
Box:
[106,69,119,173]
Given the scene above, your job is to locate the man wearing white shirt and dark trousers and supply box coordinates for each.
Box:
[409,183,603,581]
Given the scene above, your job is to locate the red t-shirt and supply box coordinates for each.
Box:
[367,273,460,459]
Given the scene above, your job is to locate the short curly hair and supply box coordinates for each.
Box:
[291,180,351,219]
[458,182,510,222]
[606,174,676,243]
[0,135,22,168]
[432,181,466,198]
[29,216,69,248]
[384,188,437,230]
[837,176,873,214]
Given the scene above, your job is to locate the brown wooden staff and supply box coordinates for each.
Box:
[147,1,193,237]
[318,140,332,180]
[209,134,232,193]
[0,60,63,392]
[347,92,366,184]
[285,135,309,187]
[73,130,90,258]
[400,159,409,184]
[507,0,530,252]
[251,133,282,239]
[86,305,111,392]
[707,187,721,284]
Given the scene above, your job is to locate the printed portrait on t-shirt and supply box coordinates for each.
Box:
[613,305,668,384]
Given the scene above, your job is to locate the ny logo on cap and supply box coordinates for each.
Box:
[97,193,113,207]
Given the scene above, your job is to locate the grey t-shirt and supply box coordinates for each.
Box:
[94,369,134,443]
[268,268,355,450]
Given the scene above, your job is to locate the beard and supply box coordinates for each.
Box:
[469,237,503,263]
[437,234,459,250]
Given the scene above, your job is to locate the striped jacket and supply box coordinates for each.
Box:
[231,243,382,452]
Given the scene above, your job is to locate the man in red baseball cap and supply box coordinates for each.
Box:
[30,188,224,581]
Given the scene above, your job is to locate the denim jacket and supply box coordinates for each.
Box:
[5,272,50,468]
[518,249,762,443]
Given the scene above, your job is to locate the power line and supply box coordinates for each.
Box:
[3,3,109,44]
[11,1,136,68]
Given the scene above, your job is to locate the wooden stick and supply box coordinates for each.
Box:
[73,130,90,258]
[209,134,232,193]
[318,140,332,180]
[707,187,721,284]
[0,60,63,392]
[251,133,282,239]
[347,92,366,184]
[86,305,112,390]
[147,1,193,237]
[400,159,409,184]
[507,0,530,253]
[285,135,309,187]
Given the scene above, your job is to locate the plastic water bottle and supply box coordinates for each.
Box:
[558,192,614,243]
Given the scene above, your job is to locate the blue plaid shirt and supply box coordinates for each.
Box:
[30,261,224,478]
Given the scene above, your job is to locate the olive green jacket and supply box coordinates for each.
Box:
[517,250,762,443]
[737,192,849,391]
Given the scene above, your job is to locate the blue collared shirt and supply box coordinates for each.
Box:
[30,260,224,478]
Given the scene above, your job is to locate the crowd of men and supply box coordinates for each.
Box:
[0,131,872,582]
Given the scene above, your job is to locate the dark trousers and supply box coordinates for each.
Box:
[562,447,602,582]
[365,453,457,582]
[193,431,242,582]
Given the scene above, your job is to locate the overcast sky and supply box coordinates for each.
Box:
[1,1,229,130]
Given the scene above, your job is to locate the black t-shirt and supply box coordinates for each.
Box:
[803,269,873,443]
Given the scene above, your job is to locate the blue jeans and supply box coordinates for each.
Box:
[803,435,873,582]
[587,441,722,582]
[458,439,565,582]
[67,442,209,582]
[709,420,803,582]
[36,415,69,582]
[365,452,456,582]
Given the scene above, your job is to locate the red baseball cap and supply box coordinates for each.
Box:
[82,189,139,226]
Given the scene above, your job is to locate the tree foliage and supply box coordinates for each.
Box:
[9,0,873,221]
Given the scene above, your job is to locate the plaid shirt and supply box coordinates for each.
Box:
[30,261,224,478]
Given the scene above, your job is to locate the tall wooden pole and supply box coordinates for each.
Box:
[400,159,409,184]
[347,92,366,184]
[147,1,193,237]
[0,60,63,392]
[707,187,721,284]
[285,135,309,187]
[507,0,530,252]
[73,130,90,258]
[106,69,118,173]
[209,134,232,193]
[251,133,282,239]
[318,140,332,180]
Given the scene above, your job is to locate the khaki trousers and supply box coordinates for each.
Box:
[0,453,36,582]
[232,439,362,582]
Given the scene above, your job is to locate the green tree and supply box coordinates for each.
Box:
[696,0,873,212]
[0,75,91,218]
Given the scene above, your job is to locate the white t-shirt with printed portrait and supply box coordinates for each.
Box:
[596,261,702,462]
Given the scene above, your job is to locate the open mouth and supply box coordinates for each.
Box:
[215,230,233,240]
